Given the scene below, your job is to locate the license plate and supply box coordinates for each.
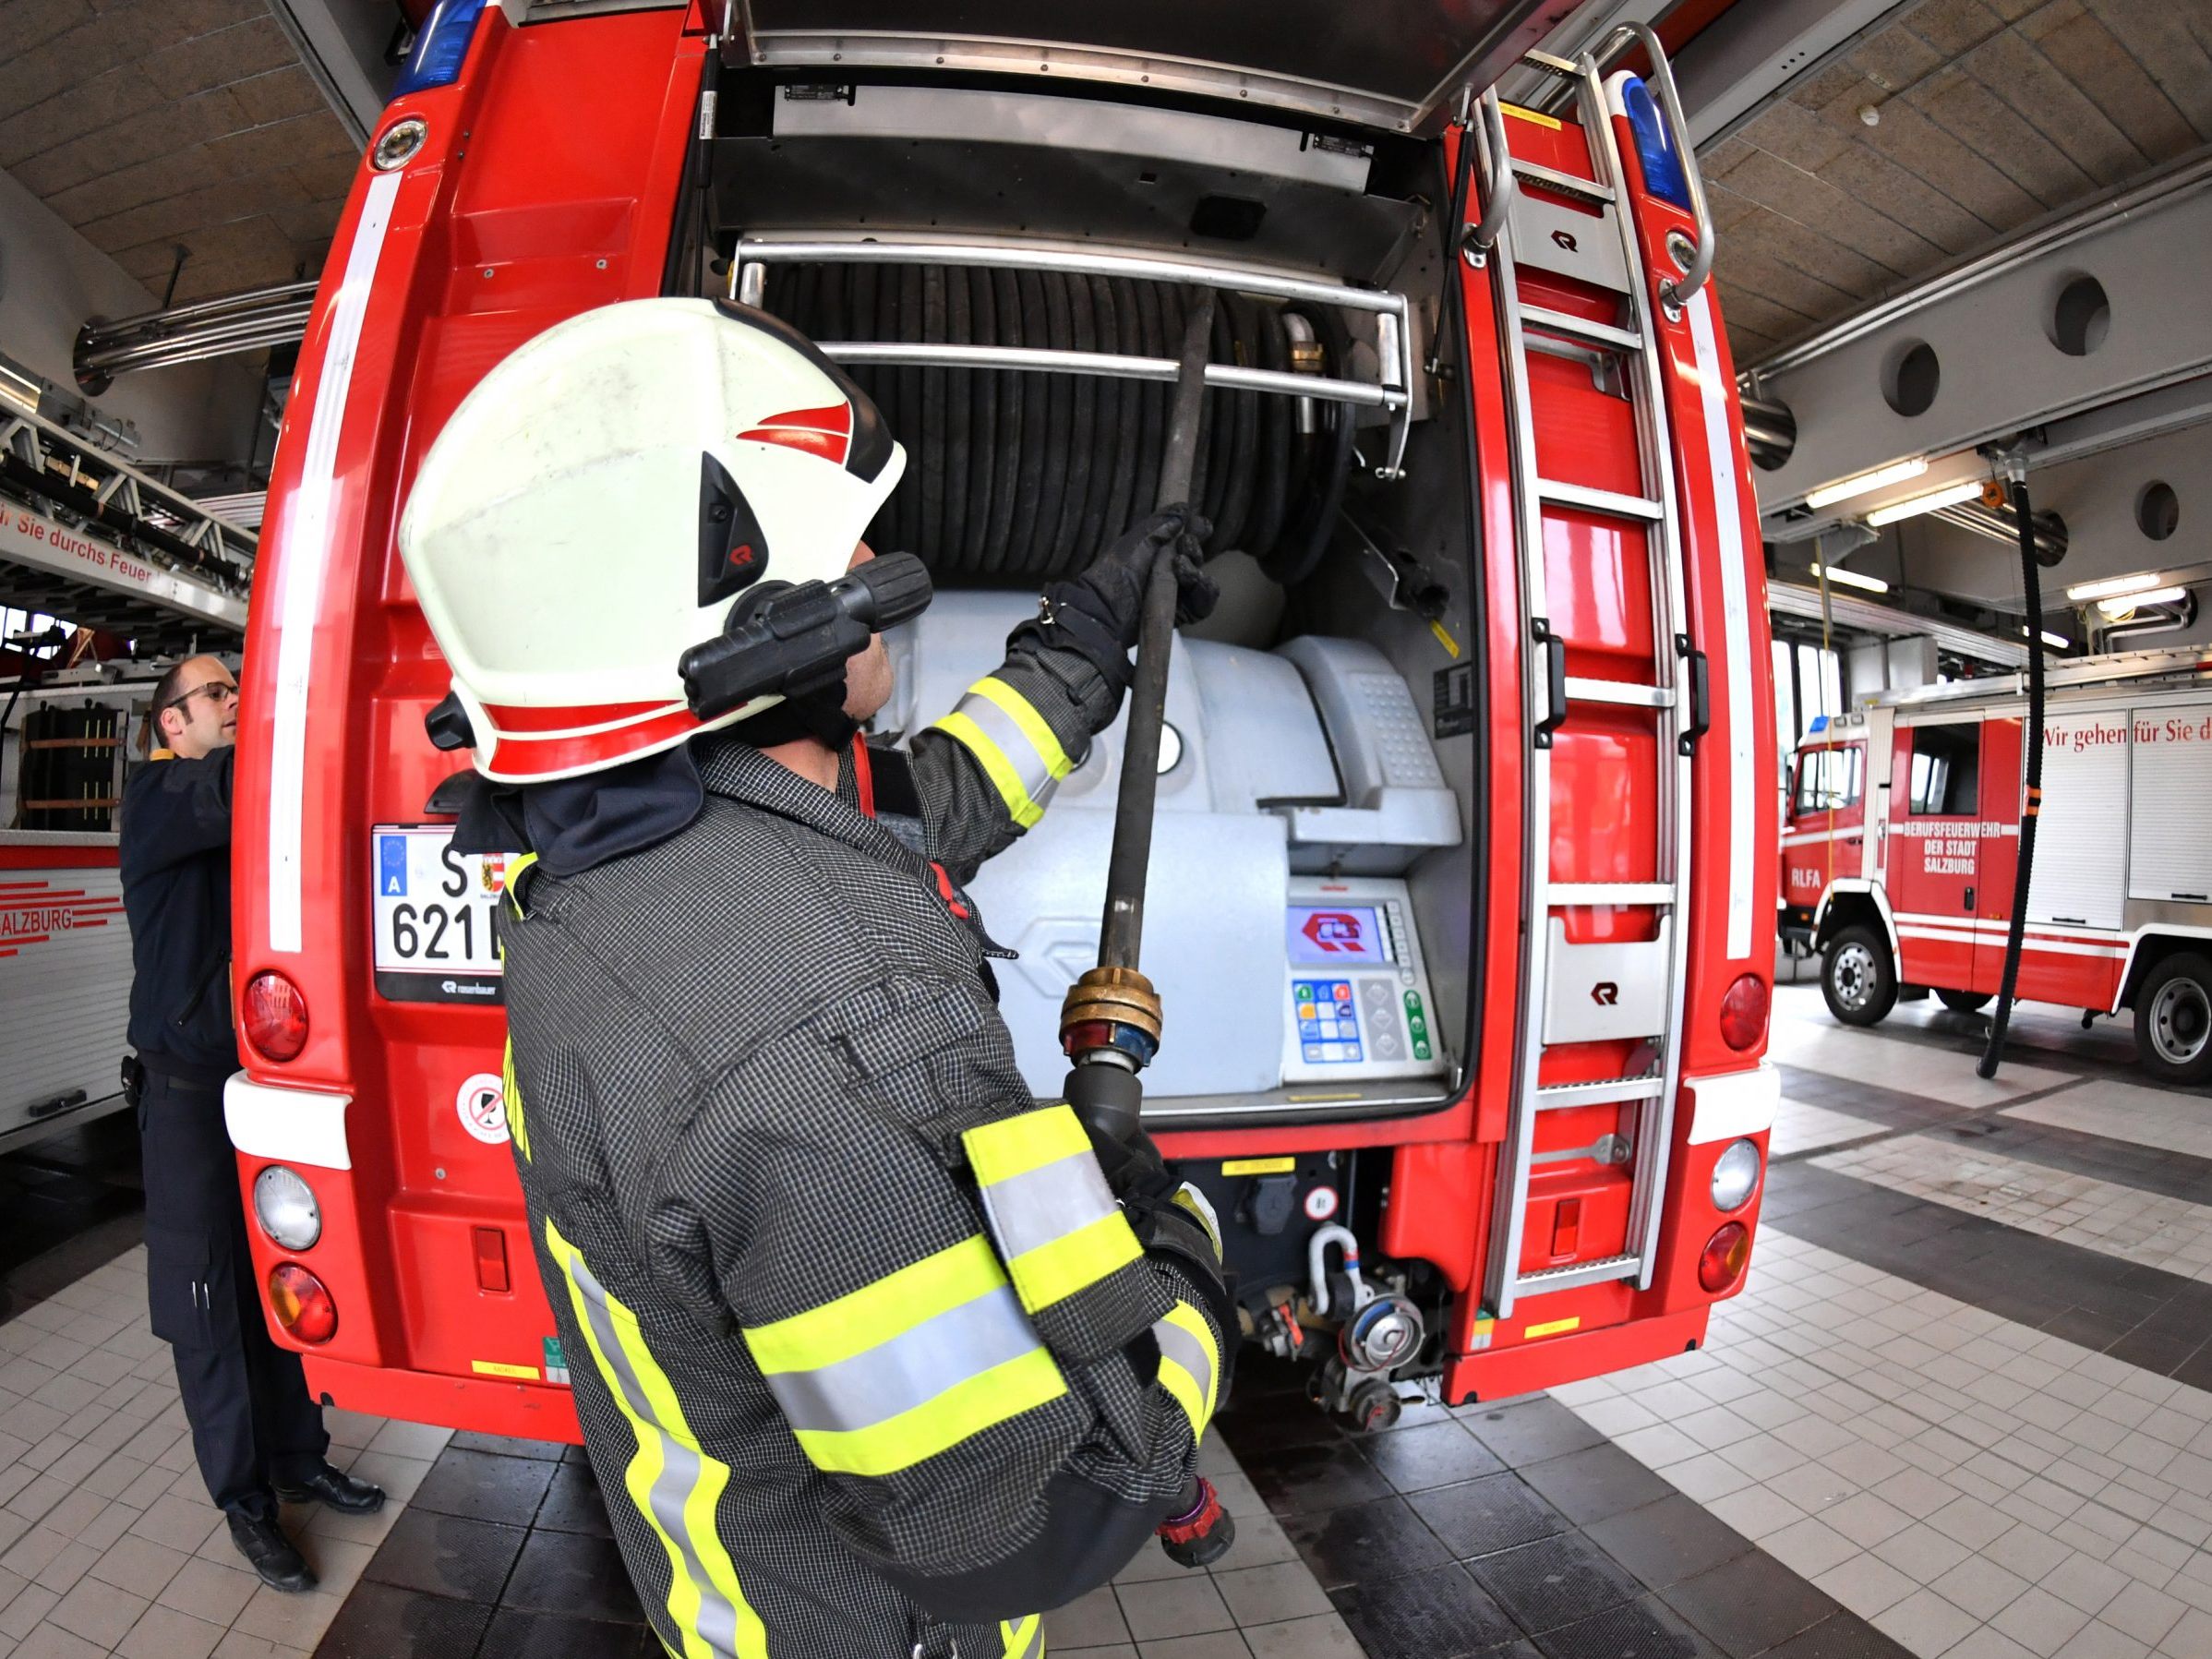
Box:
[371,825,507,1004]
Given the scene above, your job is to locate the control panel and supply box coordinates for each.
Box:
[1279,875,1448,1084]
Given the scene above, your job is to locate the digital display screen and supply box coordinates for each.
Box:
[1286,905,1388,966]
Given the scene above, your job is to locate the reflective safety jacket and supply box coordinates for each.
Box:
[498,647,1227,1659]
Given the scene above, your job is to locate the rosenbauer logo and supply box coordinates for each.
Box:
[0,883,126,958]
[1302,911,1365,953]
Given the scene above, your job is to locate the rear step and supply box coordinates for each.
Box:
[1473,34,1709,1320]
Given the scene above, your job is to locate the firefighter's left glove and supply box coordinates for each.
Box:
[1010,507,1217,700]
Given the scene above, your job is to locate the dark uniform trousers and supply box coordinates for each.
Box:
[138,1066,329,1518]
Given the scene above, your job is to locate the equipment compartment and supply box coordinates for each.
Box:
[688,74,1479,1126]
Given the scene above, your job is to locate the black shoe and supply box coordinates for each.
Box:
[274,1462,387,1514]
[228,1511,319,1593]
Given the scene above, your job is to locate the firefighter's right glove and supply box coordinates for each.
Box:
[1010,507,1217,698]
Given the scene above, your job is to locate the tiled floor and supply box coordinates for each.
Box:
[0,1242,436,1659]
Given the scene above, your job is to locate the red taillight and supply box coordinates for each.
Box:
[1698,1221,1751,1292]
[268,1262,337,1343]
[243,971,309,1062]
[1719,973,1769,1051]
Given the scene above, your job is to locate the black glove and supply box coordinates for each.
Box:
[1079,506,1220,643]
[1010,506,1217,696]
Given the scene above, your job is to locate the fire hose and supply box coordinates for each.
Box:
[1055,286,1236,1569]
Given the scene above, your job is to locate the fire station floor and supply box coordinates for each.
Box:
[0,983,2206,1659]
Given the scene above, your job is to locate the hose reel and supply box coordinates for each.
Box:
[736,240,1415,586]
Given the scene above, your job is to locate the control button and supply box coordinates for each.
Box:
[1413,1040,1433,1061]
[1303,1043,1324,1062]
[1334,983,1352,1003]
[1376,1034,1403,1059]
[1404,990,1426,1015]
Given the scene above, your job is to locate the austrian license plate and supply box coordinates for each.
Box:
[371,825,508,1004]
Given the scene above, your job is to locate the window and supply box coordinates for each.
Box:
[1905,725,1978,816]
[1774,640,1844,753]
[1792,746,1862,816]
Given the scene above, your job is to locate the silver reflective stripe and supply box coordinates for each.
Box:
[948,686,1064,811]
[761,1281,1042,1435]
[1153,1313,1215,1408]
[564,1248,745,1659]
[978,1149,1119,1261]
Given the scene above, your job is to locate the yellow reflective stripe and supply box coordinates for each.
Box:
[791,1344,1066,1477]
[969,677,1072,781]
[504,850,538,920]
[1002,1613,1045,1658]
[544,1220,766,1659]
[1162,1302,1220,1422]
[1155,1301,1220,1445]
[742,1235,1006,1375]
[501,1038,530,1161]
[1004,1209,1143,1315]
[965,1104,1091,1185]
[932,710,1045,827]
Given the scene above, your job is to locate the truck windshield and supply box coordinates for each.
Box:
[1793,747,1861,816]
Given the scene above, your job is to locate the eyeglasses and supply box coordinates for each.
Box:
[165,680,238,715]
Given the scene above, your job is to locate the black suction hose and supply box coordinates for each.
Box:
[1978,470,2047,1080]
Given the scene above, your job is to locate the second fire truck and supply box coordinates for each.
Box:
[1787,647,2212,1084]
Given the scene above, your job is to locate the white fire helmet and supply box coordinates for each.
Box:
[398,298,906,783]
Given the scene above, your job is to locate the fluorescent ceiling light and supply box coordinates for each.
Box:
[2065,572,2161,603]
[1809,562,1890,594]
[1803,457,1929,510]
[2098,585,2187,618]
[2039,631,2070,650]
[1864,480,1985,527]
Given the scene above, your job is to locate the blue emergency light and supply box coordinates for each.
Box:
[391,0,489,99]
[1809,715,1830,733]
[1620,76,1691,210]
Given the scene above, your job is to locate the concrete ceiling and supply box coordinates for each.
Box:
[0,0,364,308]
[1703,0,2212,365]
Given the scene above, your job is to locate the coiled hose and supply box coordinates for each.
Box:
[762,263,1356,584]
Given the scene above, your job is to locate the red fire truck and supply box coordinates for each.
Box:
[226,3,1777,1441]
[1789,648,2212,1084]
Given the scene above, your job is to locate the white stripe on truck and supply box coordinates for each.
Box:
[1686,289,1758,962]
[267,168,403,955]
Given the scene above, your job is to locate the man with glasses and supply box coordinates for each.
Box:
[119,655,383,1593]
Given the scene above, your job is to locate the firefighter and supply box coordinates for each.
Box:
[399,298,1236,1659]
[118,655,385,1593]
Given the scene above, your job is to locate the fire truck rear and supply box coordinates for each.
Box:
[226,2,1778,1441]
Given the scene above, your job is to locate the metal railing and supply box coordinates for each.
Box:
[731,238,1417,480]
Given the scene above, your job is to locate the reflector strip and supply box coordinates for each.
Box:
[1001,1614,1044,1659]
[965,1107,1145,1313]
[268,168,403,955]
[931,677,1073,829]
[1152,1302,1220,1445]
[740,1235,1070,1474]
[544,1220,765,1659]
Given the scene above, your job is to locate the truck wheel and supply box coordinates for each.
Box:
[1936,989,1991,1015]
[1822,926,1895,1027]
[2134,954,2212,1086]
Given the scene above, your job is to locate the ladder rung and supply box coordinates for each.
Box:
[1548,883,1675,907]
[1538,480,1665,521]
[1517,1254,1641,1295]
[1521,305,1642,353]
[1536,1077,1663,1111]
[1566,677,1673,709]
[1511,159,1616,204]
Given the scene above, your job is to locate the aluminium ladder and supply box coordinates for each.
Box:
[1472,39,1706,1323]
